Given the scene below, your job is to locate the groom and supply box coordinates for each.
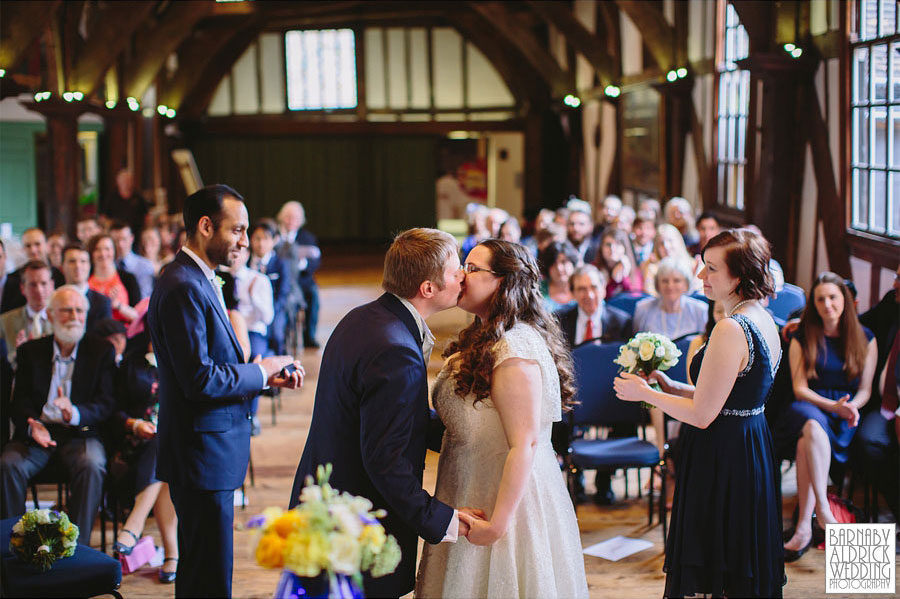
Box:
[290,228,477,598]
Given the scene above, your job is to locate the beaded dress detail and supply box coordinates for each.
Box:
[415,323,588,598]
[664,314,785,598]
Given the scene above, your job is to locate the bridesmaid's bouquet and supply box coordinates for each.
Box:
[9,509,79,571]
[615,332,681,406]
[252,464,401,592]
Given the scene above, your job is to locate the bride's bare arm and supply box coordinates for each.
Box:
[461,357,541,546]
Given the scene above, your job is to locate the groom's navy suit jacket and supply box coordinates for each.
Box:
[148,251,263,491]
[290,293,453,598]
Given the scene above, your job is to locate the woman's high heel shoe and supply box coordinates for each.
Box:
[113,529,140,556]
[784,536,813,562]
[159,557,177,583]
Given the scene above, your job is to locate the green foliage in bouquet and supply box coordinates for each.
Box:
[615,332,682,405]
[9,509,79,572]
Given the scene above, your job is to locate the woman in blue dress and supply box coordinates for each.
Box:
[782,272,877,561]
[615,229,785,598]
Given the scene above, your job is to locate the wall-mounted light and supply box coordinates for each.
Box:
[676,67,688,79]
[666,70,678,82]
[790,48,803,58]
[166,108,176,118]
[105,100,117,109]
[783,43,796,52]
[0,69,5,78]
[157,104,169,116]
[63,92,74,102]
[34,91,51,102]
[604,85,621,98]
[127,96,140,111]
[563,94,581,108]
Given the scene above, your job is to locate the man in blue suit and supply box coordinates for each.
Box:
[290,228,482,598]
[148,185,303,598]
[249,219,292,355]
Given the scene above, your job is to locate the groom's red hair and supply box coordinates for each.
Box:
[382,228,458,299]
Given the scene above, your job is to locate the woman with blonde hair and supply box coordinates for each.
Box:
[641,223,698,296]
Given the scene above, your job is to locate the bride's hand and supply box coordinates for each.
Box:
[459,512,502,546]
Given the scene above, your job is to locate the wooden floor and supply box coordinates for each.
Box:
[52,246,894,598]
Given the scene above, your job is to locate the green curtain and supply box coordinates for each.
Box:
[191,135,437,241]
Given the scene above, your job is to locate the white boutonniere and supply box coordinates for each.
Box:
[213,275,225,291]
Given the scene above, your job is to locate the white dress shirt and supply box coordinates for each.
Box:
[42,340,81,426]
[233,266,274,336]
[575,305,604,344]
[392,294,458,543]
[181,247,267,387]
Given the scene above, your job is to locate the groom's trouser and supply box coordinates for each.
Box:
[169,483,234,598]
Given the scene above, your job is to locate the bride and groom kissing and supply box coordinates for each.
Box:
[290,228,588,598]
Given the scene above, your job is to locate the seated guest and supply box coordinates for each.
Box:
[664,196,699,248]
[522,208,555,256]
[688,211,721,256]
[595,228,643,297]
[554,265,631,504]
[75,216,102,246]
[110,221,155,299]
[641,223,699,297]
[139,227,170,275]
[614,205,636,233]
[1,228,65,313]
[498,218,522,244]
[633,257,708,340]
[555,264,632,348]
[276,201,322,348]
[486,207,510,238]
[109,331,178,583]
[592,195,622,240]
[638,198,661,224]
[249,220,292,355]
[783,273,877,561]
[0,261,55,368]
[460,203,491,260]
[0,286,115,543]
[564,201,598,264]
[537,241,579,312]
[631,210,657,265]
[87,234,140,323]
[61,243,111,332]
[47,233,66,270]
[93,318,127,366]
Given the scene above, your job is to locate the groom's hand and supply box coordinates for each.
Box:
[459,512,501,546]
[258,356,305,389]
[457,507,487,539]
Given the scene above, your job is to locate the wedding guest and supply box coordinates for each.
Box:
[110,331,179,583]
[689,211,721,255]
[534,222,567,253]
[498,218,522,244]
[276,201,322,348]
[595,228,643,297]
[75,216,102,246]
[614,205,636,233]
[110,221,155,299]
[522,208,555,256]
[0,241,8,445]
[565,202,598,264]
[461,203,491,260]
[633,258,708,340]
[0,286,115,544]
[665,197,699,248]
[592,194,622,240]
[615,228,785,598]
[47,233,66,269]
[61,244,111,333]
[537,241,578,312]
[631,210,657,265]
[88,234,140,323]
[249,220,292,355]
[0,228,65,313]
[641,224,699,297]
[94,318,127,366]
[103,169,149,238]
[782,273,877,561]
[554,206,569,227]
[486,207,510,238]
[639,198,662,224]
[555,265,632,348]
[139,227,169,275]
[0,261,54,368]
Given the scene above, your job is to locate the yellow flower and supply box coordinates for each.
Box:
[638,341,655,361]
[10,536,23,547]
[283,530,329,578]
[272,510,307,538]
[359,524,386,552]
[256,533,285,569]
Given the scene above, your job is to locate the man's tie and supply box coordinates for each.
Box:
[583,318,594,344]
[31,314,42,339]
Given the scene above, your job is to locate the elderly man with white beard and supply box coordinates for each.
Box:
[0,285,116,543]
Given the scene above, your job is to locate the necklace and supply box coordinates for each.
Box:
[726,299,754,317]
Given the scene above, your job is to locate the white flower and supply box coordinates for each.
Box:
[328,533,362,575]
[628,338,640,348]
[331,504,363,537]
[145,352,158,367]
[615,348,638,370]
[638,341,655,361]
[299,485,323,504]
[655,346,666,358]
[35,510,51,524]
[12,520,24,535]
[62,537,77,549]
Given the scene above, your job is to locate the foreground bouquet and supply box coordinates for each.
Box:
[9,509,79,572]
[253,463,401,594]
[615,332,681,405]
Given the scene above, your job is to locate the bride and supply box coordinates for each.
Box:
[416,240,589,598]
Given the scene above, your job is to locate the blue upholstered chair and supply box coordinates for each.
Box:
[606,292,652,317]
[766,282,806,326]
[1,517,122,598]
[566,342,667,544]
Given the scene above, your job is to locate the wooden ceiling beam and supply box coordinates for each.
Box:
[614,0,676,72]
[467,1,573,98]
[68,1,155,96]
[122,1,214,101]
[0,1,62,72]
[525,0,616,86]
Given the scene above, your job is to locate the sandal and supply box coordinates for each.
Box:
[113,528,140,556]
[159,557,178,584]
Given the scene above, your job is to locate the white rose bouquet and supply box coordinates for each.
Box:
[9,509,79,571]
[614,332,681,406]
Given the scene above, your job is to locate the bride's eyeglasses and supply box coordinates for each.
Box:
[461,263,502,276]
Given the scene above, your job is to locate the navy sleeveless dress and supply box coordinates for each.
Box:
[663,314,785,598]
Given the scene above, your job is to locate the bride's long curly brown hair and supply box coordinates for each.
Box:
[444,239,576,409]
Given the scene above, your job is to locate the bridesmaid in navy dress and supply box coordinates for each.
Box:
[615,229,785,598]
